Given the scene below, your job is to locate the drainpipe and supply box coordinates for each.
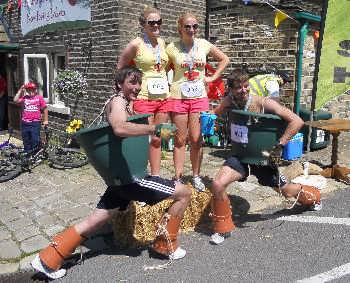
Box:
[294,11,321,115]
[295,22,309,115]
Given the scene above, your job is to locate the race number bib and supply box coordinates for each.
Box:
[147,78,169,96]
[230,123,248,143]
[180,80,204,98]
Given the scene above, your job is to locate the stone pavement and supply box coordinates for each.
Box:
[0,131,350,274]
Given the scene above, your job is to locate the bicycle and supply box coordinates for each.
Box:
[0,129,23,182]
[0,128,89,183]
[0,155,23,183]
[48,144,89,169]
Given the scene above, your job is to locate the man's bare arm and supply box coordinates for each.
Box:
[213,96,232,116]
[263,98,304,145]
[107,97,155,137]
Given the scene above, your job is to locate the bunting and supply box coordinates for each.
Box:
[274,10,288,28]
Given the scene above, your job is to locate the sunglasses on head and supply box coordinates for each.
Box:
[147,19,162,26]
[184,24,199,30]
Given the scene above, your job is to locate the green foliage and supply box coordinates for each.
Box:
[52,69,88,100]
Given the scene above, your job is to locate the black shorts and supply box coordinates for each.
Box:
[96,175,176,210]
[223,156,287,188]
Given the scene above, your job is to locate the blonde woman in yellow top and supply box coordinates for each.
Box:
[117,6,170,176]
[166,12,229,191]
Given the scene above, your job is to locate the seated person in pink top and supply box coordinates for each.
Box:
[14,82,48,152]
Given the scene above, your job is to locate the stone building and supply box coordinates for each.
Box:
[207,0,324,109]
[1,0,338,137]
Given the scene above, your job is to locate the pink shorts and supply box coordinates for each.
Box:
[169,97,209,114]
[133,99,172,114]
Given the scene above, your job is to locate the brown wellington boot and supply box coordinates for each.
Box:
[152,213,185,259]
[39,226,85,271]
[297,185,322,211]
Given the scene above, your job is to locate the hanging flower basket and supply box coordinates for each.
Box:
[52,69,88,102]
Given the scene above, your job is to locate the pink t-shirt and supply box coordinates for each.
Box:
[18,94,47,123]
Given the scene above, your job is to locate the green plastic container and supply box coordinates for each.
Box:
[299,107,332,150]
[74,115,150,186]
[228,109,286,165]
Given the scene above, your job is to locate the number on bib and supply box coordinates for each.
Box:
[180,80,204,98]
[230,123,248,143]
[147,78,169,96]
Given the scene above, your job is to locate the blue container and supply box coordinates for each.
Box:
[282,133,303,160]
[200,112,217,136]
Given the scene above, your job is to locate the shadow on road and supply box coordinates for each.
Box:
[235,204,314,228]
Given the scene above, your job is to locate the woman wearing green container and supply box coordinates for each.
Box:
[31,67,191,279]
[209,69,322,245]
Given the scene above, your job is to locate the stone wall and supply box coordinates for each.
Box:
[207,0,323,109]
[2,0,206,135]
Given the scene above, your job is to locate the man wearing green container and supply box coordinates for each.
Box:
[209,69,322,245]
[31,67,191,279]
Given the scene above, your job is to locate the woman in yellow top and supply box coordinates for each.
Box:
[117,6,170,176]
[166,12,229,191]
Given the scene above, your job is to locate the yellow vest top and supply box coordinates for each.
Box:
[248,74,283,97]
[166,38,213,99]
[134,37,169,100]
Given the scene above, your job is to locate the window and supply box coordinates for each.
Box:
[24,53,70,114]
[53,54,66,103]
[23,54,49,101]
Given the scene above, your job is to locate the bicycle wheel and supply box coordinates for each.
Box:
[48,147,88,169]
[0,158,22,182]
[26,147,46,170]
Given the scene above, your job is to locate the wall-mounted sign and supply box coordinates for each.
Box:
[21,0,91,36]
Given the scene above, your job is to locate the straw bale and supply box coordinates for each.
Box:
[280,161,323,182]
[280,161,303,181]
[111,186,212,248]
[308,163,323,175]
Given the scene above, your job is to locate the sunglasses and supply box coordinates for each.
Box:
[147,19,162,26]
[184,24,199,30]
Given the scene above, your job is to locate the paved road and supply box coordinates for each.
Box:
[1,131,350,279]
[1,187,350,283]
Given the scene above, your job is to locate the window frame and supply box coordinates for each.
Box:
[23,53,50,102]
[53,53,66,104]
[23,52,71,115]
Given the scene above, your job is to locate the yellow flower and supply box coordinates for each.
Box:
[66,119,83,134]
[66,126,75,134]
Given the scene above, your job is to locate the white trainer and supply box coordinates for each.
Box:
[168,247,186,260]
[210,232,232,245]
[192,176,205,192]
[311,202,322,211]
[31,254,67,279]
